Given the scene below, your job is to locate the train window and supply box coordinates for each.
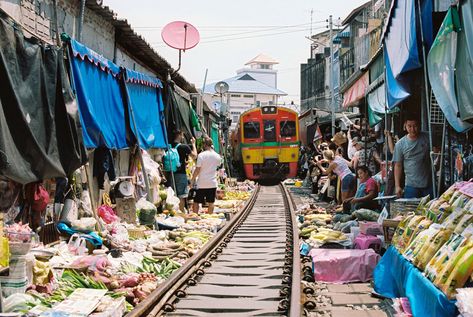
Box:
[263,120,276,141]
[280,121,296,137]
[243,122,260,139]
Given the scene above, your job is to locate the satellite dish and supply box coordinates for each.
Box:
[214,81,229,94]
[161,21,200,51]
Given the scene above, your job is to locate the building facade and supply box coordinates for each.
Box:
[203,54,286,130]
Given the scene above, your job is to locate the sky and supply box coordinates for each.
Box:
[103,0,367,107]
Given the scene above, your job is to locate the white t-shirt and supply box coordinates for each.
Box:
[196,150,222,189]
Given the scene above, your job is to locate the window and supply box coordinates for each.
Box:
[280,120,296,137]
[232,115,239,123]
[230,94,241,98]
[263,120,276,141]
[243,94,254,98]
[243,122,260,139]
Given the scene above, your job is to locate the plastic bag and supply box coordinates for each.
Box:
[71,217,97,232]
[136,198,157,225]
[353,209,380,222]
[78,190,93,217]
[97,205,119,224]
[377,206,389,224]
[165,187,181,211]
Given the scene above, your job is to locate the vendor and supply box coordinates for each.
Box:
[316,150,356,203]
[345,165,379,211]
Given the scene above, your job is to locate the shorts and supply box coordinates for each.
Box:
[194,188,217,204]
[167,173,189,198]
[341,173,356,193]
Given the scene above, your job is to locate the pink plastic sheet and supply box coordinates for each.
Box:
[309,249,380,284]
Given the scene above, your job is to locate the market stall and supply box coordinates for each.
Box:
[0,179,255,316]
[374,180,473,317]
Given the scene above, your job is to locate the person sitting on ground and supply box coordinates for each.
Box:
[344,165,379,211]
[191,138,222,214]
[316,150,356,203]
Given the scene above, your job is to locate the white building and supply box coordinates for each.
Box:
[203,54,286,130]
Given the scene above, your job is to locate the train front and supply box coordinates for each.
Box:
[239,106,299,180]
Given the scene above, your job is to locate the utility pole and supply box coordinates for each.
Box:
[329,15,335,136]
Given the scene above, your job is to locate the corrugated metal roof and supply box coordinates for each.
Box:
[203,74,287,95]
[85,0,196,93]
[341,1,372,26]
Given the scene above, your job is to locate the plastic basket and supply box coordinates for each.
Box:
[127,227,146,239]
[9,242,32,255]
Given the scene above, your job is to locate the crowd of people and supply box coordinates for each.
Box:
[298,115,434,214]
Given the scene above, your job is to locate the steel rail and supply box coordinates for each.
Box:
[281,183,301,316]
[126,185,260,317]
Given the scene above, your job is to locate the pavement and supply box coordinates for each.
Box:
[285,184,391,317]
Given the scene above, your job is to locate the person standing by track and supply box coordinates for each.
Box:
[191,138,222,214]
[167,130,197,212]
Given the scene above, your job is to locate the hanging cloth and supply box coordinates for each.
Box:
[0,14,86,184]
[427,7,473,133]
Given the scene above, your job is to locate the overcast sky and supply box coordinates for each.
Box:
[103,0,367,106]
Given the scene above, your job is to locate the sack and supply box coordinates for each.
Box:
[25,183,49,213]
[163,144,181,172]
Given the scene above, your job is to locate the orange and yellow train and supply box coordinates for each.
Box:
[231,106,300,180]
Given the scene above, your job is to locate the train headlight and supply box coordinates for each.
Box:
[246,155,251,159]
[291,153,296,158]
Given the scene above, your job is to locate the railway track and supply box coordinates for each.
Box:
[128,183,300,317]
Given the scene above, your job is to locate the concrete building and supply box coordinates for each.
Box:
[203,54,286,130]
[0,0,195,93]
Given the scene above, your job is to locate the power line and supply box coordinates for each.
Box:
[134,22,327,30]
[200,22,326,40]
[151,25,327,47]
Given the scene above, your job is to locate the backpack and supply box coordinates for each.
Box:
[163,144,181,172]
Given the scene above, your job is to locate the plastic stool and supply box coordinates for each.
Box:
[354,233,382,252]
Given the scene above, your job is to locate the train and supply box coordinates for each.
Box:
[231,106,300,180]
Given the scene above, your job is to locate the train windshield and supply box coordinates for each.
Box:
[280,120,296,137]
[243,121,260,139]
[263,120,276,141]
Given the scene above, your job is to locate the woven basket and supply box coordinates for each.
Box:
[127,227,146,239]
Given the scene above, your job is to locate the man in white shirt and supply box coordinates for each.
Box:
[191,137,222,213]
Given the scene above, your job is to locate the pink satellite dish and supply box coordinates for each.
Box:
[161,21,200,51]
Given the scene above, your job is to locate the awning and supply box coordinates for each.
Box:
[124,69,167,149]
[383,0,421,79]
[367,83,399,126]
[69,39,129,149]
[342,72,369,108]
[456,0,473,121]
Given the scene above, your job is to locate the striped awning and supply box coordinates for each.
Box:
[342,72,369,108]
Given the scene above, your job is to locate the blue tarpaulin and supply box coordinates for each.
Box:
[384,0,422,78]
[69,39,128,149]
[382,0,434,108]
[384,48,411,109]
[373,246,457,317]
[124,69,167,149]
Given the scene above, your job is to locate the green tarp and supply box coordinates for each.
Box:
[211,123,220,153]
